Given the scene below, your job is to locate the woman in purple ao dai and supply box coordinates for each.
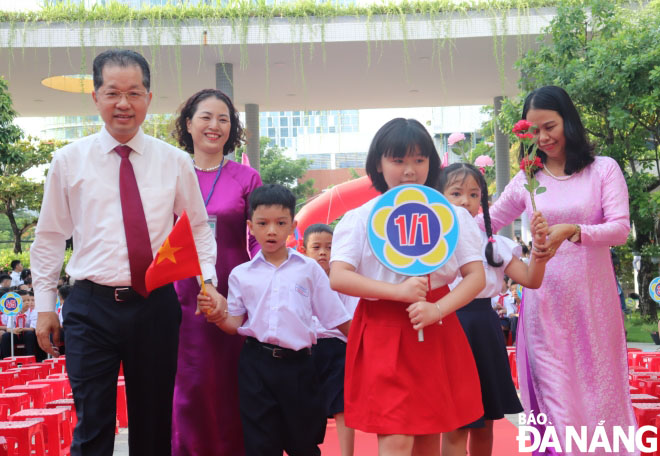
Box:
[171,89,261,455]
[481,86,637,456]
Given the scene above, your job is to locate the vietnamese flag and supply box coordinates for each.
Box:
[145,210,202,292]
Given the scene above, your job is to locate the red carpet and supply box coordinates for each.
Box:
[318,418,525,455]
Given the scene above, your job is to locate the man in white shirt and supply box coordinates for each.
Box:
[31,49,224,456]
[9,260,23,287]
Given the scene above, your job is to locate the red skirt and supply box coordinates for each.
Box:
[344,286,483,435]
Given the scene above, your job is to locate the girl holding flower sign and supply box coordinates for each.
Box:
[330,118,486,456]
[481,86,635,454]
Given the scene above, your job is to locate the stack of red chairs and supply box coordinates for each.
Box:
[626,349,660,441]
[0,357,129,454]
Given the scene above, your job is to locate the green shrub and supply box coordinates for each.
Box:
[0,247,71,275]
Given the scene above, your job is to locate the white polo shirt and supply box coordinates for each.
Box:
[228,249,351,351]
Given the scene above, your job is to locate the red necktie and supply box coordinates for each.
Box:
[498,294,507,305]
[115,145,153,297]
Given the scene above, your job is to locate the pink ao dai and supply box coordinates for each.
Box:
[483,156,637,455]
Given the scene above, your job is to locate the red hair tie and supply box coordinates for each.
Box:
[488,237,496,243]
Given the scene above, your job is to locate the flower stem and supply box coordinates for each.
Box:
[524,172,537,212]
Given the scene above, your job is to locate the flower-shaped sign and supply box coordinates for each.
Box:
[516,284,523,300]
[650,277,660,303]
[368,185,459,276]
[0,292,23,316]
[56,296,62,314]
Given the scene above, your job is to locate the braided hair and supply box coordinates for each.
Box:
[437,163,503,268]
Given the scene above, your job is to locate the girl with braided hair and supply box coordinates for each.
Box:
[437,163,552,456]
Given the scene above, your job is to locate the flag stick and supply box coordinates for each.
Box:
[198,261,210,315]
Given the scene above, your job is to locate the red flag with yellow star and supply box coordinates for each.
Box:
[144,210,202,292]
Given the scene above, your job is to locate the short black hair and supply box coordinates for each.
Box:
[0,274,10,283]
[365,118,441,193]
[16,289,27,296]
[249,184,296,220]
[303,224,333,248]
[522,85,594,175]
[58,284,72,301]
[10,260,20,270]
[93,49,151,92]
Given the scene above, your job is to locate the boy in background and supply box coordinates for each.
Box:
[302,223,358,456]
[199,184,351,456]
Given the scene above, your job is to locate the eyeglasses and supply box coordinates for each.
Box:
[99,90,149,102]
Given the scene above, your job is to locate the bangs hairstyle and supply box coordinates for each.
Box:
[437,163,502,268]
[248,184,296,220]
[522,86,594,175]
[365,118,440,193]
[174,88,245,156]
[303,223,333,248]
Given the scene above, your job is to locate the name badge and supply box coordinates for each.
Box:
[207,215,218,238]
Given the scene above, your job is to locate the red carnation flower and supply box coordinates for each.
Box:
[520,156,543,172]
[512,119,534,133]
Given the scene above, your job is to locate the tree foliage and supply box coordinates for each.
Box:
[497,0,660,319]
[237,138,314,209]
[0,77,63,253]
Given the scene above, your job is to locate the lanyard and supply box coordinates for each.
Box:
[200,158,225,207]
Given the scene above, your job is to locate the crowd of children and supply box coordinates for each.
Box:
[197,117,553,456]
[0,261,69,361]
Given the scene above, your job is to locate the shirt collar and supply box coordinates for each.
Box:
[249,248,304,269]
[99,126,146,155]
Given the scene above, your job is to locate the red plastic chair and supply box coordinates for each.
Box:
[5,369,35,385]
[21,364,50,380]
[638,354,660,369]
[4,384,52,409]
[0,362,15,373]
[631,394,660,404]
[507,350,518,389]
[45,358,66,376]
[629,352,651,368]
[46,399,77,430]
[3,357,35,367]
[0,395,29,418]
[29,379,70,401]
[636,380,660,395]
[0,419,46,456]
[11,408,72,456]
[116,381,128,428]
[0,374,20,394]
[633,403,660,427]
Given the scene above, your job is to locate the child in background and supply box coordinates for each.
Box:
[438,163,552,456]
[1,290,39,359]
[330,118,486,456]
[57,285,70,355]
[199,184,351,456]
[302,223,358,456]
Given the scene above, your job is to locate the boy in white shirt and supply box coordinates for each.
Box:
[199,184,351,456]
[302,223,358,456]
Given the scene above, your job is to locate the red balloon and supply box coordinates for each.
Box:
[288,175,380,251]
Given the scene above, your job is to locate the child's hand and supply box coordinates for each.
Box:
[196,285,228,324]
[397,277,428,303]
[406,300,442,330]
[530,211,548,245]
